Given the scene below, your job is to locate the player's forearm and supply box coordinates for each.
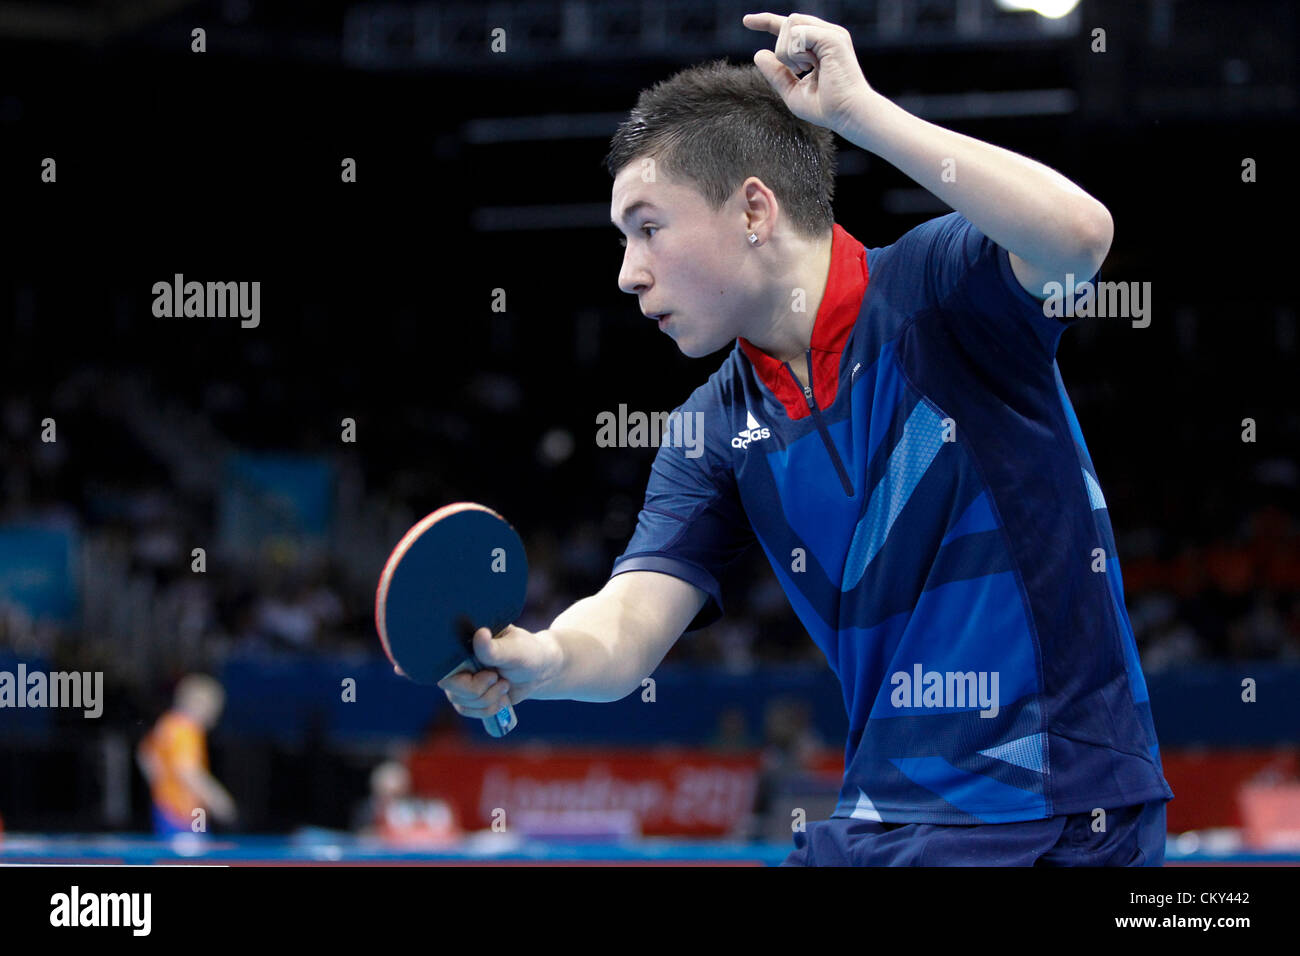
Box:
[531,591,653,703]
[178,767,211,803]
[178,768,226,810]
[838,92,1112,275]
[203,773,234,805]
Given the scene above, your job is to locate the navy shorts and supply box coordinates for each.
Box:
[782,800,1167,866]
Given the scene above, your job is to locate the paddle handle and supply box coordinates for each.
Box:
[445,657,517,738]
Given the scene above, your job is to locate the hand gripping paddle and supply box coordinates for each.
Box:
[375,502,527,737]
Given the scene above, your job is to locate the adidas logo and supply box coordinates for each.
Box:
[731,410,772,449]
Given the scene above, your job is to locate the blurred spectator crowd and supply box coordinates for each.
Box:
[2,352,1298,721]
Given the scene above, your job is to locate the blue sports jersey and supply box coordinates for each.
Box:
[610,213,1174,824]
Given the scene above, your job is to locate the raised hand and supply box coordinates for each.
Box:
[743,12,875,134]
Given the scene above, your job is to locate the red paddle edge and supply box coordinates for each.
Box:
[373,501,514,670]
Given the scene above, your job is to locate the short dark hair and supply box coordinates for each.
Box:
[605,60,836,239]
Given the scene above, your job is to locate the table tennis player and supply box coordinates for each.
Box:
[440,12,1172,866]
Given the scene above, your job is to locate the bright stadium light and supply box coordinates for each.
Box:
[994,0,1082,18]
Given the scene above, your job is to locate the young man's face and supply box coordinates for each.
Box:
[611,160,765,358]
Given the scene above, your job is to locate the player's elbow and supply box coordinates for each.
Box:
[1074,202,1114,275]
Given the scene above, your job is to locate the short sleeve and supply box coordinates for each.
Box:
[610,394,755,632]
[887,212,1100,360]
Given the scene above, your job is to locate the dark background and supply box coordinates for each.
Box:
[0,0,1296,833]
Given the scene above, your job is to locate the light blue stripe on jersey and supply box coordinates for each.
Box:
[978,733,1046,773]
[890,756,1048,822]
[842,400,946,591]
[849,788,883,821]
[1083,469,1107,510]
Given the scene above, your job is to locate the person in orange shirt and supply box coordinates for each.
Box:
[137,674,237,836]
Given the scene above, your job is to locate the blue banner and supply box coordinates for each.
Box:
[0,525,78,623]
[217,453,336,554]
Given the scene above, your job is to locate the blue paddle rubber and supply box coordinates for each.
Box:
[376,503,528,738]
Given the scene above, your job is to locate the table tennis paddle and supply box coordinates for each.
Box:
[375,502,528,737]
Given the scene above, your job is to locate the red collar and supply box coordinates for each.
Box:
[737,222,868,420]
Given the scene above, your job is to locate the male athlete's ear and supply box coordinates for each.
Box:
[739,175,778,246]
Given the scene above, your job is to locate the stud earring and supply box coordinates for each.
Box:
[747,233,759,245]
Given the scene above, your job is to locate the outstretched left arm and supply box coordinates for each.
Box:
[744,11,1113,298]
